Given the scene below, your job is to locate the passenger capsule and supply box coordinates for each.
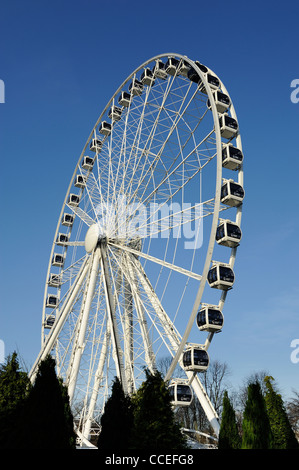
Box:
[118,91,132,107]
[68,193,80,206]
[169,381,193,407]
[183,346,209,372]
[82,156,95,170]
[61,213,74,227]
[216,220,242,247]
[222,143,243,170]
[129,78,143,96]
[48,273,61,287]
[52,253,65,267]
[75,175,87,188]
[152,59,167,80]
[188,62,219,93]
[89,138,103,152]
[207,91,231,113]
[140,67,155,86]
[187,61,208,83]
[197,306,224,332]
[219,114,238,139]
[56,233,69,246]
[45,315,55,329]
[208,262,234,290]
[99,121,112,136]
[165,57,180,76]
[46,294,58,308]
[221,180,245,207]
[178,60,191,77]
[108,105,122,122]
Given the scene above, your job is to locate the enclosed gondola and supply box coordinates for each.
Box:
[208,91,231,113]
[178,60,191,77]
[197,305,224,332]
[75,175,87,188]
[208,262,234,290]
[188,62,219,93]
[169,381,193,407]
[222,143,243,170]
[45,315,55,329]
[129,78,143,96]
[56,233,69,246]
[221,179,244,207]
[165,57,180,75]
[108,105,122,122]
[82,156,95,170]
[68,193,80,207]
[140,67,155,86]
[118,91,132,107]
[216,220,242,247]
[48,273,61,287]
[219,114,238,139]
[99,121,112,136]
[46,294,58,308]
[183,346,209,372]
[152,59,167,79]
[52,253,65,268]
[188,61,208,81]
[89,138,103,152]
[61,213,74,227]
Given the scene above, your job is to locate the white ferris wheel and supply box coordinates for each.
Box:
[29,53,244,447]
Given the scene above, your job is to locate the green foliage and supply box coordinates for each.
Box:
[131,369,187,450]
[0,352,31,448]
[241,382,272,449]
[218,391,241,449]
[23,355,76,448]
[0,353,76,449]
[97,376,134,450]
[0,352,30,411]
[264,376,299,449]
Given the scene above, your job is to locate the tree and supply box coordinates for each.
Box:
[287,390,299,437]
[218,391,241,449]
[131,369,187,450]
[0,352,30,411]
[0,352,31,448]
[264,376,298,449]
[241,382,272,449]
[23,355,76,449]
[97,376,134,450]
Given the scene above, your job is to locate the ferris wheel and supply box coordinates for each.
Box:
[29,53,244,447]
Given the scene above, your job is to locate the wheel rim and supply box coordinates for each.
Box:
[31,53,244,445]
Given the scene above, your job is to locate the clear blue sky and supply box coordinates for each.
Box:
[0,0,299,400]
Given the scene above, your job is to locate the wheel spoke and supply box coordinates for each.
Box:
[33,53,244,444]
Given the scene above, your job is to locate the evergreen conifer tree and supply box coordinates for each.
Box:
[0,352,31,448]
[241,381,272,449]
[218,390,241,449]
[131,369,187,450]
[97,376,134,450]
[23,355,76,449]
[264,376,299,449]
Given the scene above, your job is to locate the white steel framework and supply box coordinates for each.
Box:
[29,53,244,447]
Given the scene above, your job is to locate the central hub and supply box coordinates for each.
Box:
[84,223,107,253]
